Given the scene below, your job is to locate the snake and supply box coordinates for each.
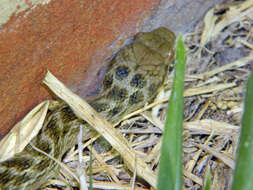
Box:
[0,27,175,190]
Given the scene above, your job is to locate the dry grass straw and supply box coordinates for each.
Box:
[200,0,253,47]
[0,100,49,161]
[43,71,157,188]
[181,1,253,189]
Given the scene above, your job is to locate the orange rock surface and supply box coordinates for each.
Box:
[0,0,160,138]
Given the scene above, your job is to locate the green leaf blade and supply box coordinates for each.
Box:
[232,72,253,190]
[157,34,186,190]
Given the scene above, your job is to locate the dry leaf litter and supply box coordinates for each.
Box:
[0,1,253,190]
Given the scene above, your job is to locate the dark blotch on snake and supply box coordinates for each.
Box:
[115,65,130,80]
[130,74,146,89]
[90,102,110,112]
[129,91,144,105]
[109,106,123,116]
[107,86,128,102]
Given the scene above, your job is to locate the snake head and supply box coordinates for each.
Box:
[130,27,176,95]
[91,27,175,122]
[135,27,175,59]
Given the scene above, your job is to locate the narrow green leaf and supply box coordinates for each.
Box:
[203,168,212,190]
[89,147,93,190]
[232,72,253,190]
[157,34,186,190]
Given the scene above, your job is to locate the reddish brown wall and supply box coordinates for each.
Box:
[0,0,160,138]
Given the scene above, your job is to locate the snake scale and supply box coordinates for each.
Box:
[0,27,175,190]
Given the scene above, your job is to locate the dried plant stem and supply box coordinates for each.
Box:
[78,125,88,190]
[43,71,157,188]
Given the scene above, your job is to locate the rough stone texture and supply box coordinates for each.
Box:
[0,0,160,138]
[142,0,225,33]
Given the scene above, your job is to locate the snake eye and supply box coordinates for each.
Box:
[115,65,130,80]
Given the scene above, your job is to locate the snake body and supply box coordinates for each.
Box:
[0,27,175,190]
